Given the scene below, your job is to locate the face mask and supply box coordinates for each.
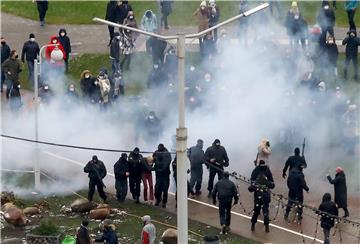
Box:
[201,6,205,10]
[324,5,329,10]
[190,66,195,71]
[294,15,299,20]
[149,115,154,119]
[116,36,120,40]
[215,143,220,146]
[52,40,57,44]
[350,34,355,37]
[17,84,21,89]
[1,41,5,45]
[30,38,35,42]
[129,16,134,20]
[60,32,65,37]
[44,86,49,90]
[154,65,158,70]
[328,40,334,44]
[69,86,75,91]
[85,75,90,79]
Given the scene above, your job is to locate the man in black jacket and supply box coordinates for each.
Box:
[249,160,275,232]
[147,35,167,67]
[212,171,238,234]
[84,155,107,203]
[284,165,309,222]
[318,193,338,244]
[128,148,143,203]
[282,147,307,178]
[1,37,11,92]
[205,139,229,198]
[160,0,173,29]
[105,0,118,46]
[188,139,205,195]
[110,32,121,77]
[153,144,172,208]
[58,29,71,73]
[342,30,360,80]
[35,0,48,26]
[76,220,90,244]
[2,50,21,99]
[114,153,129,202]
[21,33,39,85]
[327,167,349,217]
[317,2,335,46]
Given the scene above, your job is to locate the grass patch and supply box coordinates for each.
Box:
[1,1,357,27]
[1,190,257,243]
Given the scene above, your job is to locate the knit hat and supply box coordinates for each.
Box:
[200,1,206,7]
[291,1,297,7]
[335,167,343,174]
[29,33,35,39]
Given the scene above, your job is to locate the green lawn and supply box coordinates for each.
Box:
[1,1,358,27]
[0,188,257,244]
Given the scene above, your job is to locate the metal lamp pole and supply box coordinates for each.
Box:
[93,4,268,242]
[33,44,60,190]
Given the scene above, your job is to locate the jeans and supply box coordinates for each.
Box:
[347,10,356,31]
[36,1,48,22]
[111,59,121,77]
[142,172,154,201]
[27,60,35,85]
[323,228,330,244]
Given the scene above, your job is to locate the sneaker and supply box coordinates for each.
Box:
[221,225,226,234]
[251,223,255,232]
[265,225,270,233]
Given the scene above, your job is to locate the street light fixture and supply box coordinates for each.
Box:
[33,44,63,190]
[95,4,269,243]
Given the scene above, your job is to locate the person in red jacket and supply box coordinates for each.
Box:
[45,35,66,62]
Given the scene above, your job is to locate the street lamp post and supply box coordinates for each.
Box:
[33,44,63,190]
[93,4,268,242]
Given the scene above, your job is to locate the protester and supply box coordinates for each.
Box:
[96,69,111,105]
[212,171,239,235]
[128,147,143,203]
[318,193,338,244]
[342,29,360,80]
[117,0,133,29]
[110,32,121,76]
[75,220,91,244]
[141,10,158,33]
[21,33,39,85]
[147,35,167,67]
[208,0,220,40]
[193,1,209,55]
[58,28,71,73]
[327,167,349,217]
[123,11,138,28]
[284,1,308,49]
[153,143,172,208]
[65,83,79,102]
[80,70,99,103]
[317,1,335,46]
[38,84,54,104]
[83,155,107,203]
[142,156,155,203]
[34,0,48,26]
[120,27,135,71]
[114,153,129,202]
[8,81,22,111]
[284,165,309,222]
[95,219,118,244]
[110,70,125,99]
[205,139,229,198]
[141,215,156,244]
[341,104,358,154]
[143,111,162,143]
[249,160,275,232]
[238,0,249,45]
[45,35,66,72]
[324,35,339,78]
[345,0,358,31]
[256,139,271,165]
[1,50,21,99]
[105,0,118,46]
[188,139,205,195]
[1,37,11,93]
[160,0,173,30]
[282,147,307,178]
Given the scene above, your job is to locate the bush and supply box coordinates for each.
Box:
[31,219,60,236]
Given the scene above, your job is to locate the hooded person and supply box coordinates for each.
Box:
[96,69,111,104]
[58,28,71,72]
[193,1,209,55]
[114,153,129,202]
[105,0,118,45]
[160,0,173,30]
[327,167,349,217]
[120,26,135,71]
[144,111,162,143]
[324,35,339,77]
[208,0,220,40]
[76,220,91,244]
[1,50,21,99]
[342,29,360,80]
[21,33,40,84]
[116,0,133,27]
[188,139,205,195]
[141,215,156,244]
[140,10,158,33]
[95,219,118,244]
[45,35,66,62]
[128,147,144,203]
[153,144,172,208]
[123,11,138,28]
[80,70,100,103]
[84,155,108,203]
[317,1,335,46]
[317,193,338,244]
[256,139,271,165]
[110,32,121,76]
[65,83,79,102]
[1,37,11,92]
[282,147,307,178]
[205,139,229,198]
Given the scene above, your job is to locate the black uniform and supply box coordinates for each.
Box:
[249,165,275,231]
[212,173,238,234]
[153,144,172,207]
[147,36,167,66]
[84,156,107,202]
[1,40,11,92]
[342,30,360,80]
[105,0,118,45]
[36,0,48,24]
[327,171,349,217]
[58,29,71,72]
[318,193,338,244]
[285,167,309,221]
[205,139,229,196]
[188,143,205,194]
[114,153,129,202]
[282,149,307,178]
[128,149,143,203]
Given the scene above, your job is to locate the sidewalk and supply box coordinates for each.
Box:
[1,12,351,56]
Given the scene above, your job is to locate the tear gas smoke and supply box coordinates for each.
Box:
[1,10,359,199]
